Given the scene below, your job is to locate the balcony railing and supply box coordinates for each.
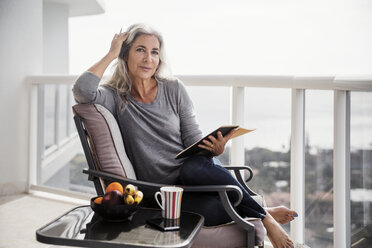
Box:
[26,74,372,248]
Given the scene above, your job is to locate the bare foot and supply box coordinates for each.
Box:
[262,212,294,248]
[266,206,298,225]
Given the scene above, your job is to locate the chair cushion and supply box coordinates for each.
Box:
[72,104,136,179]
[192,218,266,248]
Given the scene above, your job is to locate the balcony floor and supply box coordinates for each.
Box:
[0,193,82,248]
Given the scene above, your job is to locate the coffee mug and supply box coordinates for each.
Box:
[154,186,184,219]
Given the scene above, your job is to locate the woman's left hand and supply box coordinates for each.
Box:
[198,128,238,157]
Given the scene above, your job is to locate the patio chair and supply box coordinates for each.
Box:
[72,103,266,248]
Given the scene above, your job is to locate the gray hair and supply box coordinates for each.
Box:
[105,23,172,110]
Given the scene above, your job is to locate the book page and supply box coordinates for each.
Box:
[231,127,254,139]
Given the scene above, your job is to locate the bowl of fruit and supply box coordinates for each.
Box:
[91,182,143,222]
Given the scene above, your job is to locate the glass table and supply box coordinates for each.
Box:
[36,206,204,248]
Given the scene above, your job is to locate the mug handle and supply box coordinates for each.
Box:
[154,192,164,210]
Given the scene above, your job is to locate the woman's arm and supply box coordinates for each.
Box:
[177,80,236,157]
[72,32,128,105]
[177,80,203,147]
[88,32,128,78]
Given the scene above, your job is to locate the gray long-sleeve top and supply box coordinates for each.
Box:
[73,71,202,184]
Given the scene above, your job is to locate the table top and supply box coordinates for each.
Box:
[36,206,204,248]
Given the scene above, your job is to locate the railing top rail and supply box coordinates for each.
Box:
[26,74,372,91]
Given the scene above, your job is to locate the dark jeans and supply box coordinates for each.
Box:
[179,155,266,226]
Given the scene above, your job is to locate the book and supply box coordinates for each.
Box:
[175,125,254,159]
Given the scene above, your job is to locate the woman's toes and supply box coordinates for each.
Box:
[267,206,298,225]
[288,239,294,246]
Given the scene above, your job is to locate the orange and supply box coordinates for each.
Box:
[105,182,124,195]
[94,196,103,204]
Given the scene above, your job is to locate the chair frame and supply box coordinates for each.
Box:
[74,113,264,248]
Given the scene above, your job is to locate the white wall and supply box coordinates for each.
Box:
[43,1,69,74]
[0,0,43,194]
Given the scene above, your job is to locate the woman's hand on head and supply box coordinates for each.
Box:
[86,31,128,78]
[198,128,238,157]
[107,31,129,59]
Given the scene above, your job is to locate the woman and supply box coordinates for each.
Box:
[73,23,296,248]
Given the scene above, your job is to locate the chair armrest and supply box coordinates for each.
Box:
[222,165,253,182]
[83,169,243,206]
[182,185,243,207]
[83,168,165,188]
[222,165,257,195]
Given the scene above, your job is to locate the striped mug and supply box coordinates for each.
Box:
[155,186,184,219]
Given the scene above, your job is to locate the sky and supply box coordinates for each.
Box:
[69,0,372,75]
[69,0,372,151]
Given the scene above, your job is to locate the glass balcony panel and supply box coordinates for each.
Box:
[350,92,372,247]
[304,90,333,248]
[186,86,231,164]
[40,84,93,194]
[58,85,68,142]
[69,89,77,136]
[43,146,95,195]
[244,87,291,232]
[44,84,56,150]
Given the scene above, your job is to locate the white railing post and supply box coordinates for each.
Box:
[290,89,305,243]
[231,86,245,165]
[333,90,351,248]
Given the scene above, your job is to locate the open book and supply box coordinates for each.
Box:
[176,125,254,159]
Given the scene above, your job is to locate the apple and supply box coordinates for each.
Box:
[102,190,123,206]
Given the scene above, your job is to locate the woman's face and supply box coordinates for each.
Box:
[127,34,160,82]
